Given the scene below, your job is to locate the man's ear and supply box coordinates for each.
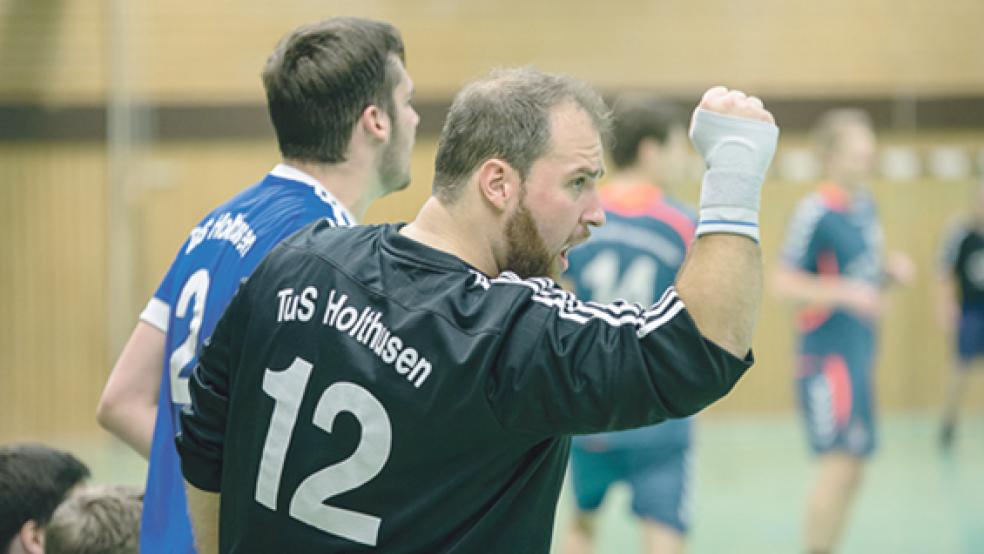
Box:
[18,520,45,554]
[360,104,390,143]
[476,159,521,212]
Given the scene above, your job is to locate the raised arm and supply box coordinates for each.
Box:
[675,87,779,358]
[676,233,762,359]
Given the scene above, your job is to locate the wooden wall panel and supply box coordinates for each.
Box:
[3,0,984,104]
[129,0,984,99]
[0,1,107,102]
[0,144,108,441]
[2,133,983,443]
[132,0,984,100]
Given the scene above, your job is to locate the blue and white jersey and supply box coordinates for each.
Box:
[138,164,354,553]
[780,182,884,359]
[565,184,695,453]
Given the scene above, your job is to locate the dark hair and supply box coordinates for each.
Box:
[609,94,685,170]
[433,67,612,203]
[45,485,143,554]
[262,17,405,163]
[0,444,90,547]
[812,108,873,157]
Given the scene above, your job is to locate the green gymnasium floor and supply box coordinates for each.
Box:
[551,413,984,554]
[56,413,983,553]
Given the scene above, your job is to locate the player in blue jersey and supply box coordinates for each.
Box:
[773,109,913,554]
[96,17,418,553]
[562,95,696,554]
[937,179,984,450]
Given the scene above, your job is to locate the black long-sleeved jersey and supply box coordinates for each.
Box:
[177,221,752,553]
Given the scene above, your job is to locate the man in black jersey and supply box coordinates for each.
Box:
[177,68,779,553]
[937,179,984,450]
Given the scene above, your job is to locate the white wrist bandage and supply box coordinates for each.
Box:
[689,108,779,241]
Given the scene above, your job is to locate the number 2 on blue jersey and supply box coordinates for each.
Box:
[169,269,210,405]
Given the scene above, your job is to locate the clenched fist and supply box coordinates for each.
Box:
[693,86,775,126]
[688,86,779,242]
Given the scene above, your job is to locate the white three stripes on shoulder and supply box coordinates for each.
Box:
[469,270,685,338]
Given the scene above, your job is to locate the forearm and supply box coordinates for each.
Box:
[97,321,166,459]
[773,267,863,310]
[676,234,761,358]
[96,400,156,459]
[680,89,777,358]
[185,482,220,554]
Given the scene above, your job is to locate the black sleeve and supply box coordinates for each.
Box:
[486,281,752,436]
[175,281,250,492]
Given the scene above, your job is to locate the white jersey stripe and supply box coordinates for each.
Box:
[528,282,679,323]
[270,163,358,225]
[140,297,171,333]
[636,301,686,338]
[481,272,686,337]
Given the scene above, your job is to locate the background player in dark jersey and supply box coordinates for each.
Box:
[562,96,696,554]
[773,109,914,554]
[1,443,90,554]
[96,17,418,554]
[178,71,778,552]
[937,179,984,451]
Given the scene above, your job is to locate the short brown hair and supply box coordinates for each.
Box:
[263,17,405,163]
[44,485,143,554]
[433,67,611,203]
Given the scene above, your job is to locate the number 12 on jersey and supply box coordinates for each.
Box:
[255,357,393,546]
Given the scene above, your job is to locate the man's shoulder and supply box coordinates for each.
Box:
[216,174,336,224]
[281,220,385,253]
[161,176,333,272]
[194,172,349,252]
[787,191,840,233]
[251,222,387,282]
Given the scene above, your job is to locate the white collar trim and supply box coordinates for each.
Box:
[270,163,357,224]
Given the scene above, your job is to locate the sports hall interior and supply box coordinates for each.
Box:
[1,1,982,552]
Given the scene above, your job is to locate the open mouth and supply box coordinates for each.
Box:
[557,231,590,273]
[558,247,571,271]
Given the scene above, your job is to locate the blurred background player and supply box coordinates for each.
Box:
[0,443,91,554]
[95,17,418,553]
[45,485,143,554]
[936,179,984,451]
[562,95,695,554]
[773,109,914,554]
